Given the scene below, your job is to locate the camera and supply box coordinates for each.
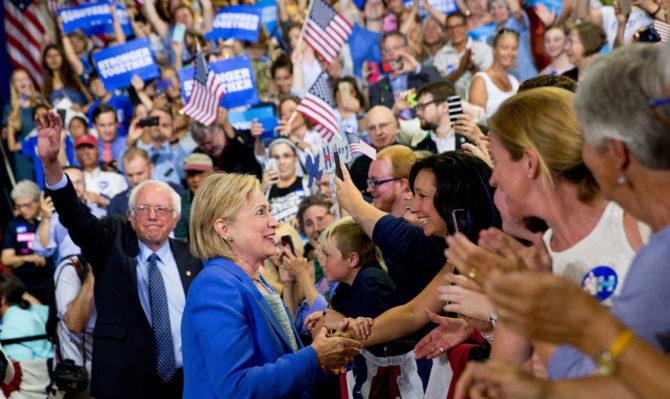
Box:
[381,59,403,74]
[55,359,89,392]
[139,116,160,128]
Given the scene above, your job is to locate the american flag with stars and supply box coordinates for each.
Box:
[303,0,352,64]
[181,46,225,126]
[4,0,45,87]
[296,72,340,142]
[655,19,670,43]
[345,129,377,160]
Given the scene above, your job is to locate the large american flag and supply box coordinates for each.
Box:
[296,71,339,142]
[181,47,225,126]
[4,0,45,87]
[302,0,352,64]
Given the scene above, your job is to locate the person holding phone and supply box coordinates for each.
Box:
[368,31,443,119]
[333,77,366,135]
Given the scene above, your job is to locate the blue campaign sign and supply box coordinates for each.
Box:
[59,1,112,34]
[253,0,279,39]
[523,0,563,16]
[402,0,458,18]
[82,5,133,37]
[178,55,260,109]
[204,5,263,42]
[227,106,278,140]
[92,37,159,92]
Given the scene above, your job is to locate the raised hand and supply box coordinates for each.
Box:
[438,282,492,322]
[36,110,63,166]
[334,159,364,212]
[414,310,472,359]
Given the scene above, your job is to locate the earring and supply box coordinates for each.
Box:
[617,174,626,185]
[227,235,233,242]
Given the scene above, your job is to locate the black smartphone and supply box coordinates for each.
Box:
[448,95,468,150]
[280,235,295,255]
[451,209,471,235]
[139,116,160,127]
[56,109,67,124]
[334,152,343,181]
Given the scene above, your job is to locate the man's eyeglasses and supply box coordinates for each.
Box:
[381,44,405,54]
[650,96,670,128]
[133,205,173,217]
[367,178,398,189]
[415,99,442,112]
[446,23,466,31]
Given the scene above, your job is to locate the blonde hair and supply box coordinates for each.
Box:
[262,223,304,286]
[190,173,261,260]
[377,145,417,180]
[488,87,599,203]
[320,217,386,271]
[9,70,41,132]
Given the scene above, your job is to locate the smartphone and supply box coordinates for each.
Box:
[173,23,186,44]
[138,116,160,127]
[264,158,280,182]
[451,209,471,235]
[407,92,417,107]
[334,151,343,181]
[367,62,381,85]
[381,59,403,74]
[448,95,467,150]
[56,109,67,124]
[338,81,351,101]
[280,235,296,255]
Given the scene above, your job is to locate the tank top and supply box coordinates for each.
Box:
[543,202,636,306]
[472,71,520,122]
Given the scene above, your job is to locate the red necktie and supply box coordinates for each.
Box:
[103,142,112,164]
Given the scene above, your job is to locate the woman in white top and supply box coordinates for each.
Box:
[484,87,644,367]
[540,23,574,75]
[468,29,520,122]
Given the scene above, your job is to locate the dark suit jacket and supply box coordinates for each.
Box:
[368,66,444,117]
[48,178,203,399]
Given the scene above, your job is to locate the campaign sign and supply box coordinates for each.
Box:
[253,0,279,38]
[82,5,133,37]
[178,55,260,109]
[523,0,563,17]
[402,0,458,18]
[204,5,263,42]
[59,1,112,34]
[227,106,278,140]
[93,37,159,92]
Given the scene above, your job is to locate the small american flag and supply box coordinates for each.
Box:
[319,275,331,303]
[181,47,225,126]
[296,72,339,142]
[345,129,377,160]
[303,0,353,64]
[655,20,670,43]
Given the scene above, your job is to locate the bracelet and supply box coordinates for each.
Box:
[651,3,661,17]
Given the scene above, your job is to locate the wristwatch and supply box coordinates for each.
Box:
[489,308,498,328]
[593,328,635,376]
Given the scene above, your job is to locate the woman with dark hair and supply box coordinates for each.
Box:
[561,22,607,82]
[332,76,365,134]
[333,151,500,347]
[40,44,91,111]
[0,274,53,361]
[274,96,323,173]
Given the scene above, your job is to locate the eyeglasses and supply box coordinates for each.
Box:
[381,44,405,54]
[133,205,173,216]
[446,23,466,30]
[650,96,670,128]
[15,202,36,209]
[415,99,442,112]
[367,177,398,189]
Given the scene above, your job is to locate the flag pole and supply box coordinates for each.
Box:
[295,0,316,54]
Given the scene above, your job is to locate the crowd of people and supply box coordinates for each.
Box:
[0,0,669,396]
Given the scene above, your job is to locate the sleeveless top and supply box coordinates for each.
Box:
[543,202,644,306]
[472,71,520,123]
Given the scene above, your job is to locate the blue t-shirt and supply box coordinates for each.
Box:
[21,135,75,189]
[548,222,670,379]
[348,23,382,79]
[87,94,133,135]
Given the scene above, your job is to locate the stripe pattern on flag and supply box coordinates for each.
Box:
[655,20,670,43]
[345,130,377,159]
[4,0,45,87]
[296,71,339,142]
[181,48,226,126]
[302,0,353,64]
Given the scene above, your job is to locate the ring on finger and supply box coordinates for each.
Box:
[438,346,445,353]
[468,268,477,280]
